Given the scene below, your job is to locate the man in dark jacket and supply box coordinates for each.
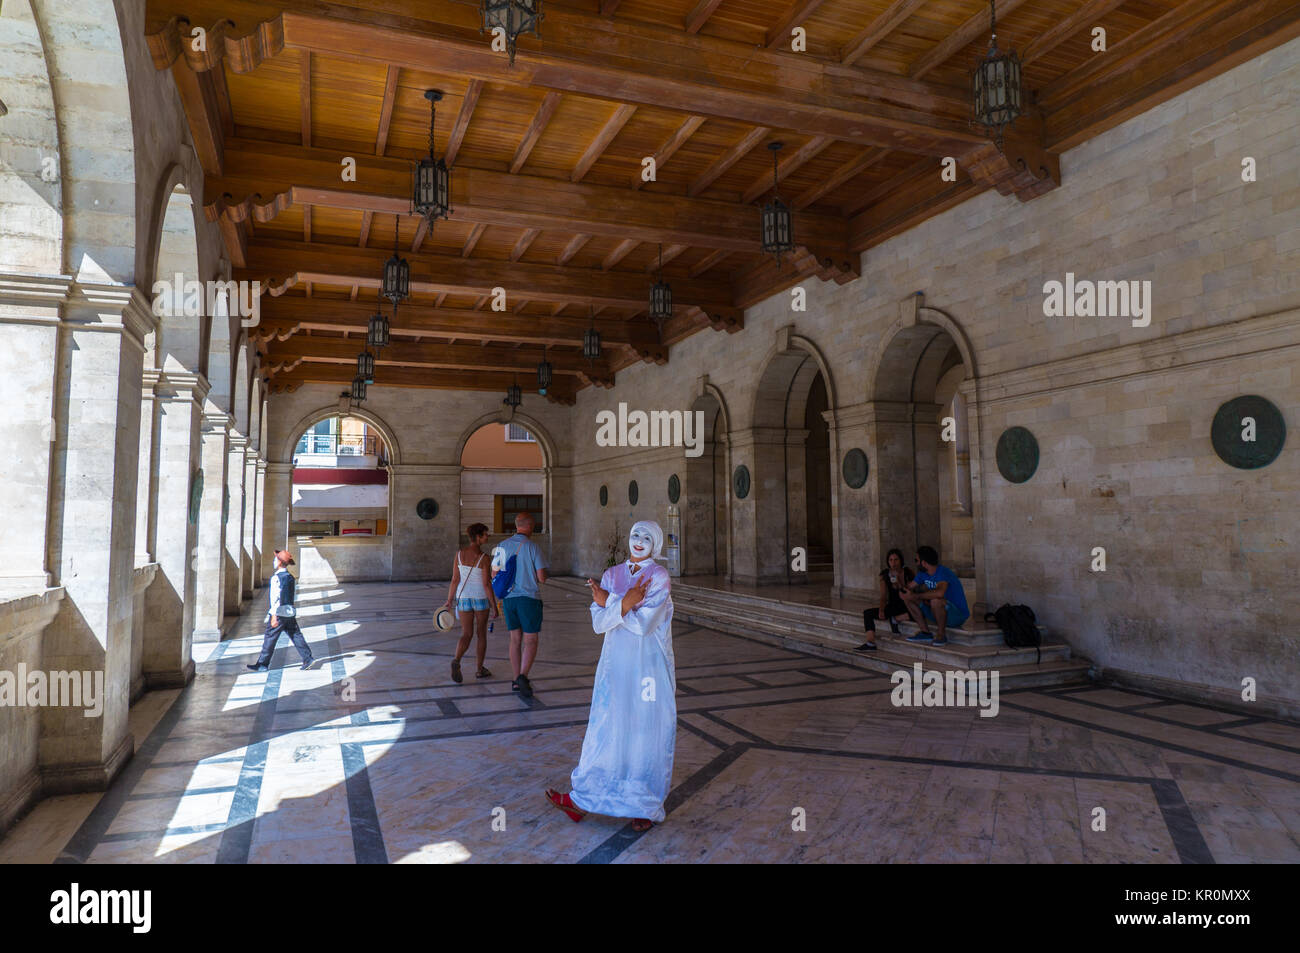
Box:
[248,550,315,671]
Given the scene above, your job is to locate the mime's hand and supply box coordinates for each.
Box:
[586,578,609,608]
[619,575,651,616]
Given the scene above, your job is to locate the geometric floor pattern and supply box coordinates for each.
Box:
[3,580,1298,864]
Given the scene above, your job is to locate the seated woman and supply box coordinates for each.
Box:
[856,548,914,651]
[545,521,676,834]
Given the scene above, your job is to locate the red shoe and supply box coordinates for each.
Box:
[631,818,654,832]
[544,788,587,823]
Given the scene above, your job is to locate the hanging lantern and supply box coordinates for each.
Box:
[481,0,543,66]
[413,90,451,222]
[382,217,410,304]
[537,349,553,396]
[503,381,522,409]
[357,349,375,383]
[972,0,1022,149]
[367,308,390,349]
[649,243,672,325]
[760,141,794,260]
[583,326,601,361]
[351,376,368,402]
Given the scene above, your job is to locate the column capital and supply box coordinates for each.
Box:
[65,282,158,349]
[202,409,234,434]
[228,432,250,450]
[265,462,293,475]
[155,371,212,405]
[256,458,268,474]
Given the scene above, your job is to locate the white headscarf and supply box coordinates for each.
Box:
[629,520,664,561]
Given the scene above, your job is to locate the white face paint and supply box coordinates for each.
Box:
[629,527,655,561]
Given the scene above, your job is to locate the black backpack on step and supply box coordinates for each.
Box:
[984,604,1040,663]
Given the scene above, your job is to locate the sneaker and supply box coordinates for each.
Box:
[905,632,934,643]
[516,674,534,698]
[300,657,315,671]
[451,659,463,684]
[246,663,268,672]
[854,642,878,652]
[930,638,949,647]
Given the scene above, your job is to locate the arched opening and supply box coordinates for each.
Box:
[870,317,978,600]
[749,336,837,584]
[154,183,204,375]
[459,420,546,552]
[684,388,730,578]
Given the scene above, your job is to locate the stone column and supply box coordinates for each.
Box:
[41,283,153,792]
[254,458,268,586]
[784,428,810,579]
[242,452,259,599]
[749,427,792,584]
[261,462,293,579]
[191,410,230,642]
[0,273,67,595]
[135,370,160,567]
[389,464,461,581]
[725,429,758,585]
[826,403,876,597]
[142,371,205,688]
[225,432,248,617]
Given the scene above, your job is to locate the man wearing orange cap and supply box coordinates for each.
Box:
[248,549,315,672]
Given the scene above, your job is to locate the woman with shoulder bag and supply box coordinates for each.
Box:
[442,522,499,683]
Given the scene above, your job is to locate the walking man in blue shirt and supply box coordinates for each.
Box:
[247,549,315,671]
[493,512,549,698]
[901,545,970,646]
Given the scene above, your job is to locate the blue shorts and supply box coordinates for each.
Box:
[503,596,543,633]
[922,600,969,630]
[457,598,490,612]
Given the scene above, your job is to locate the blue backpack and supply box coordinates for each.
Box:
[491,544,517,599]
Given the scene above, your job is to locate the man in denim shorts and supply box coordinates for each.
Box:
[494,512,549,698]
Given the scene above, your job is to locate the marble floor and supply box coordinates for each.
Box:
[3,579,1299,864]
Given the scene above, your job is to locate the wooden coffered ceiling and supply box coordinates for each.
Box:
[144,0,1300,403]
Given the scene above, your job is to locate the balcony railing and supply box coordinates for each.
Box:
[294,433,381,457]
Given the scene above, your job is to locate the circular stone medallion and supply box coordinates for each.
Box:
[667,473,681,504]
[416,497,438,520]
[842,448,869,489]
[732,464,751,500]
[599,484,608,507]
[996,427,1039,484]
[1211,395,1286,469]
[628,480,639,506]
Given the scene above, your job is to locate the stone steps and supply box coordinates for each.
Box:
[549,576,1092,690]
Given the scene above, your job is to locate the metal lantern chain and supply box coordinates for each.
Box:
[972,0,1023,151]
[760,141,794,261]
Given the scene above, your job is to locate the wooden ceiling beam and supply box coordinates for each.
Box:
[793,147,889,209]
[240,239,740,315]
[299,50,311,148]
[147,8,979,155]
[633,115,705,190]
[840,0,928,66]
[558,234,591,265]
[511,228,542,262]
[689,249,731,278]
[765,1,827,50]
[511,90,562,174]
[684,0,726,35]
[461,223,486,257]
[572,103,636,183]
[374,66,399,156]
[206,140,850,255]
[908,0,1034,79]
[741,135,832,204]
[847,161,986,253]
[1021,0,1130,66]
[265,363,581,403]
[444,78,482,168]
[266,337,614,381]
[688,126,769,197]
[602,239,640,271]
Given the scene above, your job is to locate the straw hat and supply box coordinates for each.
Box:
[433,606,456,632]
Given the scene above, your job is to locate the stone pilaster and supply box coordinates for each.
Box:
[191,410,230,642]
[225,433,248,617]
[242,452,259,599]
[260,462,292,581]
[0,273,70,595]
[825,402,877,597]
[135,370,160,566]
[41,282,153,792]
[389,464,462,581]
[141,371,205,689]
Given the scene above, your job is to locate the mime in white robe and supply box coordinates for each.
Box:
[569,528,676,823]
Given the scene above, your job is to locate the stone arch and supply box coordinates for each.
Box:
[866,297,982,603]
[232,337,250,437]
[454,410,558,471]
[152,180,204,375]
[0,0,63,276]
[743,328,838,584]
[684,381,732,577]
[281,405,403,466]
[249,376,263,453]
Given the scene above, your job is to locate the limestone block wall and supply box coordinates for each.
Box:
[265,383,576,581]
[562,36,1300,713]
